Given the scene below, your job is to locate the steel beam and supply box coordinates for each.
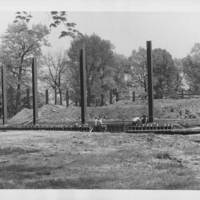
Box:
[80,46,87,124]
[132,91,135,102]
[66,89,69,107]
[32,58,38,125]
[45,89,49,104]
[109,89,113,104]
[146,41,154,122]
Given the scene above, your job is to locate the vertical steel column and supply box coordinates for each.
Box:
[146,41,153,122]
[66,89,69,107]
[32,58,38,125]
[109,89,113,104]
[45,89,49,104]
[80,46,87,124]
[1,66,7,125]
[132,91,135,102]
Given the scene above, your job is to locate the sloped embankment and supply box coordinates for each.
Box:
[8,98,200,126]
[9,105,80,125]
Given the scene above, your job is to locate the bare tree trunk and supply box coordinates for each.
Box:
[15,66,23,113]
[109,89,113,104]
[66,89,69,107]
[95,98,98,107]
[116,92,119,102]
[87,87,91,107]
[59,89,62,105]
[144,75,147,92]
[26,88,30,108]
[100,94,104,106]
[54,88,57,105]
[181,89,184,99]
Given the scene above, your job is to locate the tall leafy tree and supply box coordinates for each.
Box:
[128,47,147,92]
[68,34,116,106]
[0,11,81,115]
[152,48,178,98]
[0,14,50,113]
[112,54,129,100]
[182,43,200,93]
[128,47,180,99]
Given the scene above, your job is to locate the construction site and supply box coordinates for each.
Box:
[0,11,200,190]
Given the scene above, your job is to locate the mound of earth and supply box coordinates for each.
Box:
[9,105,80,125]
[9,108,33,125]
[8,98,200,126]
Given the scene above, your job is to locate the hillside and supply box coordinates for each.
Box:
[8,98,200,127]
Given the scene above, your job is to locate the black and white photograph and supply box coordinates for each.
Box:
[1,0,200,199]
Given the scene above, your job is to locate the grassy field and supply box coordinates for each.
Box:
[0,130,200,189]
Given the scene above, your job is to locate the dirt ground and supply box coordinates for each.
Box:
[0,130,200,189]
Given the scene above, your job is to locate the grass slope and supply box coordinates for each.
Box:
[9,98,200,127]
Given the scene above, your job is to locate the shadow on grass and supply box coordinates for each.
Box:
[26,176,115,189]
[0,164,63,188]
[0,147,40,155]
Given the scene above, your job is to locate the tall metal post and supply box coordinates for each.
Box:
[45,89,49,104]
[66,89,69,107]
[80,46,87,124]
[1,66,7,125]
[109,89,113,104]
[26,88,30,108]
[132,91,135,102]
[146,41,153,122]
[32,58,38,125]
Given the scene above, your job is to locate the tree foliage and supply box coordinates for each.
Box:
[68,34,124,106]
[112,54,130,100]
[152,48,179,98]
[128,47,181,99]
[49,11,82,39]
[182,43,200,93]
[14,11,82,39]
[128,47,147,92]
[0,15,50,114]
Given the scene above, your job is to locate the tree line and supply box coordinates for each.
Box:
[0,11,199,117]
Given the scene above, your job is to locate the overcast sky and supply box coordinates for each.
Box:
[0,11,200,59]
[68,12,200,58]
